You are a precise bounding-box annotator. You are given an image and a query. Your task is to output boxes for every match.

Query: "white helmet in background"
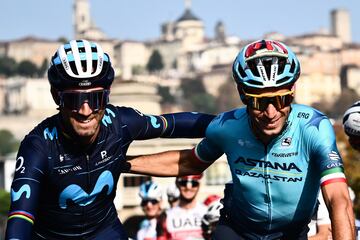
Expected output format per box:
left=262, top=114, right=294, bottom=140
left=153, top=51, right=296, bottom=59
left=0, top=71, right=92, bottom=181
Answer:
left=201, top=200, right=224, bottom=236
left=202, top=200, right=223, bottom=226
left=343, top=101, right=360, bottom=137
left=139, top=181, right=162, bottom=200
left=166, top=182, right=180, bottom=202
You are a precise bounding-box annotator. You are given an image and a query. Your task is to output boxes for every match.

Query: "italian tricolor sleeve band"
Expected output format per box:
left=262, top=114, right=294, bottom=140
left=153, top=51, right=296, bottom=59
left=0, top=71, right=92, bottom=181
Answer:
left=8, top=210, right=34, bottom=225
left=320, top=167, right=347, bottom=187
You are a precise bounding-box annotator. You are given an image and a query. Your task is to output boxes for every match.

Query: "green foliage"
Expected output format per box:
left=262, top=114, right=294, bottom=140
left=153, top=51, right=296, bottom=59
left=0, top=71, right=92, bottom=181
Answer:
left=132, top=65, right=145, bottom=75
left=190, top=93, right=217, bottom=114
left=57, top=37, right=69, bottom=44
left=0, top=56, right=47, bottom=77
left=328, top=88, right=359, bottom=118
left=180, top=78, right=206, bottom=98
left=146, top=50, right=164, bottom=73
left=0, top=189, right=10, bottom=215
left=38, top=59, right=49, bottom=77
left=17, top=60, right=38, bottom=77
left=0, top=129, right=19, bottom=156
left=0, top=56, right=17, bottom=76
left=158, top=86, right=175, bottom=104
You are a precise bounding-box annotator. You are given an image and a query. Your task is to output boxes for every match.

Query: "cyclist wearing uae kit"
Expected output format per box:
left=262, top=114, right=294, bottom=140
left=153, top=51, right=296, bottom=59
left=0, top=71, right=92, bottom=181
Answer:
left=5, top=40, right=214, bottom=240
left=127, top=40, right=355, bottom=239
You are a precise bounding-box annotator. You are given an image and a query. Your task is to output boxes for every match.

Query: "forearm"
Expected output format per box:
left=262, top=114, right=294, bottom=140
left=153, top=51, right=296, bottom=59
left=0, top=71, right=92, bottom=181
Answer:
left=127, top=149, right=209, bottom=177
left=330, top=198, right=355, bottom=240
left=308, top=225, right=331, bottom=240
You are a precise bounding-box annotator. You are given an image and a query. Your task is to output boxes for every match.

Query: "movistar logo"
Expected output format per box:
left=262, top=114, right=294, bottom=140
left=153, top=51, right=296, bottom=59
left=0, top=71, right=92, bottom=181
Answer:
left=148, top=115, right=160, bottom=128
left=102, top=108, right=116, bottom=127
left=234, top=157, right=302, bottom=172
left=11, top=184, right=31, bottom=202
left=44, top=127, right=58, bottom=140
left=59, top=170, right=114, bottom=209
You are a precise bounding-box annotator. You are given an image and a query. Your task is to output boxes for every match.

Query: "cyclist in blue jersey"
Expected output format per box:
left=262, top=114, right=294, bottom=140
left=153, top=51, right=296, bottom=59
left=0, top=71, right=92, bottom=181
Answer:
left=127, top=40, right=355, bottom=239
left=5, top=39, right=214, bottom=240
left=136, top=181, right=163, bottom=240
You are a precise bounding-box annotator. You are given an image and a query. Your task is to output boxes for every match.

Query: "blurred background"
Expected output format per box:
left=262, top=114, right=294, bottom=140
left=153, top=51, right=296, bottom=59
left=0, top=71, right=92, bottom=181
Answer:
left=1, top=0, right=360, bottom=238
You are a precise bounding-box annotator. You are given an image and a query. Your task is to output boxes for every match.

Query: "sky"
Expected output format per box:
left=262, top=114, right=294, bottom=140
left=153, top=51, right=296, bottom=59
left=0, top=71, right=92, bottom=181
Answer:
left=0, top=0, right=360, bottom=43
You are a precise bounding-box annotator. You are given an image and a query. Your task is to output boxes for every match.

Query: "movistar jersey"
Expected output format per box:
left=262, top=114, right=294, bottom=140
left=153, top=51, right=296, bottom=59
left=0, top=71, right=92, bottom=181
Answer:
left=6, top=104, right=214, bottom=239
left=194, top=104, right=346, bottom=233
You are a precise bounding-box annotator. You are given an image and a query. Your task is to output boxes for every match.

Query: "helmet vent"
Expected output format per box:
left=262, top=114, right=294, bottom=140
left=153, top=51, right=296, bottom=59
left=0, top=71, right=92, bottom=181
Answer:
left=289, top=60, right=296, bottom=73
left=237, top=64, right=247, bottom=78
left=247, top=80, right=263, bottom=86
left=276, top=76, right=291, bottom=85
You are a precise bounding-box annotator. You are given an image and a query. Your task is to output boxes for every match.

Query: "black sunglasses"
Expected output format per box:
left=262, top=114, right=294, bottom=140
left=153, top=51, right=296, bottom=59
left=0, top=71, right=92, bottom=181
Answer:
left=177, top=179, right=200, bottom=188
left=141, top=199, right=159, bottom=206
left=58, top=89, right=110, bottom=112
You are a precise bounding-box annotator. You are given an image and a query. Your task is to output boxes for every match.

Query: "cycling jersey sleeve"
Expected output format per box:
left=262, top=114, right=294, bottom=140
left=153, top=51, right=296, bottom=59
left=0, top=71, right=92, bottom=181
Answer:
left=119, top=106, right=214, bottom=140
left=193, top=115, right=225, bottom=163
left=5, top=135, right=48, bottom=239
left=307, top=111, right=346, bottom=187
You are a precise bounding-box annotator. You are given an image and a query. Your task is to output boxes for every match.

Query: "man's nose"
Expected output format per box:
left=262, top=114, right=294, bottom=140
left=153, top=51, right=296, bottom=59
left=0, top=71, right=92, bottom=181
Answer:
left=77, top=101, right=93, bottom=115
left=264, top=103, right=278, bottom=118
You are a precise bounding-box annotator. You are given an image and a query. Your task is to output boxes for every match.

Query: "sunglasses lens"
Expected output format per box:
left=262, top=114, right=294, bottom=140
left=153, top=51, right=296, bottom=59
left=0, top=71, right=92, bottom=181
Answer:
left=178, top=180, right=199, bottom=188
left=60, top=90, right=109, bottom=112
left=248, top=94, right=293, bottom=111
left=141, top=199, right=159, bottom=206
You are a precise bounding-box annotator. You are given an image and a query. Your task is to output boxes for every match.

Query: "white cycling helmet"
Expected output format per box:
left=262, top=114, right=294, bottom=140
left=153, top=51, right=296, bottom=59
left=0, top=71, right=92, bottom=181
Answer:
left=48, top=39, right=114, bottom=91
left=139, top=181, right=162, bottom=200
left=166, top=183, right=180, bottom=201
left=343, top=101, right=360, bottom=137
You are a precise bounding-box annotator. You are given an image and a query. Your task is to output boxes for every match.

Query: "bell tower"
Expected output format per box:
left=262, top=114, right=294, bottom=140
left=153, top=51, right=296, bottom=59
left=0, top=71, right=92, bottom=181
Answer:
left=73, top=0, right=91, bottom=39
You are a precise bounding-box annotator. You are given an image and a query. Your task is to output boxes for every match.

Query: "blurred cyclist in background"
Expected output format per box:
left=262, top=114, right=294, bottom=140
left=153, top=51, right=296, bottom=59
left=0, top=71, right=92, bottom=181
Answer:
left=343, top=101, right=360, bottom=152
left=202, top=195, right=223, bottom=240
left=136, top=181, right=163, bottom=240
left=308, top=190, right=331, bottom=239
left=157, top=175, right=207, bottom=240
left=343, top=101, right=360, bottom=239
left=166, top=182, right=180, bottom=208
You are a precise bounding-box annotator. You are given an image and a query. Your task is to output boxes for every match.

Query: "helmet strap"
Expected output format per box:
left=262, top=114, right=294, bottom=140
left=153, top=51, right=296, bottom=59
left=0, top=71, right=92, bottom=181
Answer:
left=50, top=86, right=61, bottom=105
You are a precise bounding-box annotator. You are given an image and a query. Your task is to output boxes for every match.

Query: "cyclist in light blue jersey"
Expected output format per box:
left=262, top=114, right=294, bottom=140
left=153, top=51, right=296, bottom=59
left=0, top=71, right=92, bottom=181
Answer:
left=127, top=40, right=355, bottom=239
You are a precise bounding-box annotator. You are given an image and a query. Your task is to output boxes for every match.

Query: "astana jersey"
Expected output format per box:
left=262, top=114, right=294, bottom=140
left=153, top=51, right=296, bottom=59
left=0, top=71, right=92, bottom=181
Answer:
left=194, top=104, right=346, bottom=234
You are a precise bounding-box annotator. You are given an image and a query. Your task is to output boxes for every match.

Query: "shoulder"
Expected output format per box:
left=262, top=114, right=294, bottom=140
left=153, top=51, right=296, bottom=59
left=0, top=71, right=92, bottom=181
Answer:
left=23, top=114, right=59, bottom=146
left=208, top=108, right=245, bottom=131
left=290, top=104, right=332, bottom=130
left=139, top=219, right=150, bottom=228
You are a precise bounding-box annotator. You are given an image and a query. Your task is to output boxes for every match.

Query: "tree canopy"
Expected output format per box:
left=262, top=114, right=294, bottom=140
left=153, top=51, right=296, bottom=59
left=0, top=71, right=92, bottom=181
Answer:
left=146, top=50, right=164, bottom=73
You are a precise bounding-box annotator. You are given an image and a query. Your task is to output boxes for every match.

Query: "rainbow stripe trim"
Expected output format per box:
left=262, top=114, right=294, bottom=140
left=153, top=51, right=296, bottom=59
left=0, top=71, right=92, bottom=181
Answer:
left=160, top=116, right=168, bottom=135
left=320, top=167, right=346, bottom=186
left=8, top=210, right=34, bottom=225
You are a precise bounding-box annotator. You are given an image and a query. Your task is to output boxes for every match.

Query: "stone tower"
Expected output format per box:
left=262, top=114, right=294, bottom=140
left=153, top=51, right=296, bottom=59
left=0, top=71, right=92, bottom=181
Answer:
left=331, top=9, right=351, bottom=44
left=74, top=0, right=91, bottom=39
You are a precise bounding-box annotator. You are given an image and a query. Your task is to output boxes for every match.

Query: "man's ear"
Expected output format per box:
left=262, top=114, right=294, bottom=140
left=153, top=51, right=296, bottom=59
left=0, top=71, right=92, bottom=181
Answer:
left=50, top=87, right=60, bottom=105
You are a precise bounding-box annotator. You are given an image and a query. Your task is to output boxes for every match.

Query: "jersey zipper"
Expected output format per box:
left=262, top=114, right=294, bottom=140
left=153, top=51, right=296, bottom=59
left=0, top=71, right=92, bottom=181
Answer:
left=82, top=154, right=91, bottom=239
left=264, top=145, right=272, bottom=231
